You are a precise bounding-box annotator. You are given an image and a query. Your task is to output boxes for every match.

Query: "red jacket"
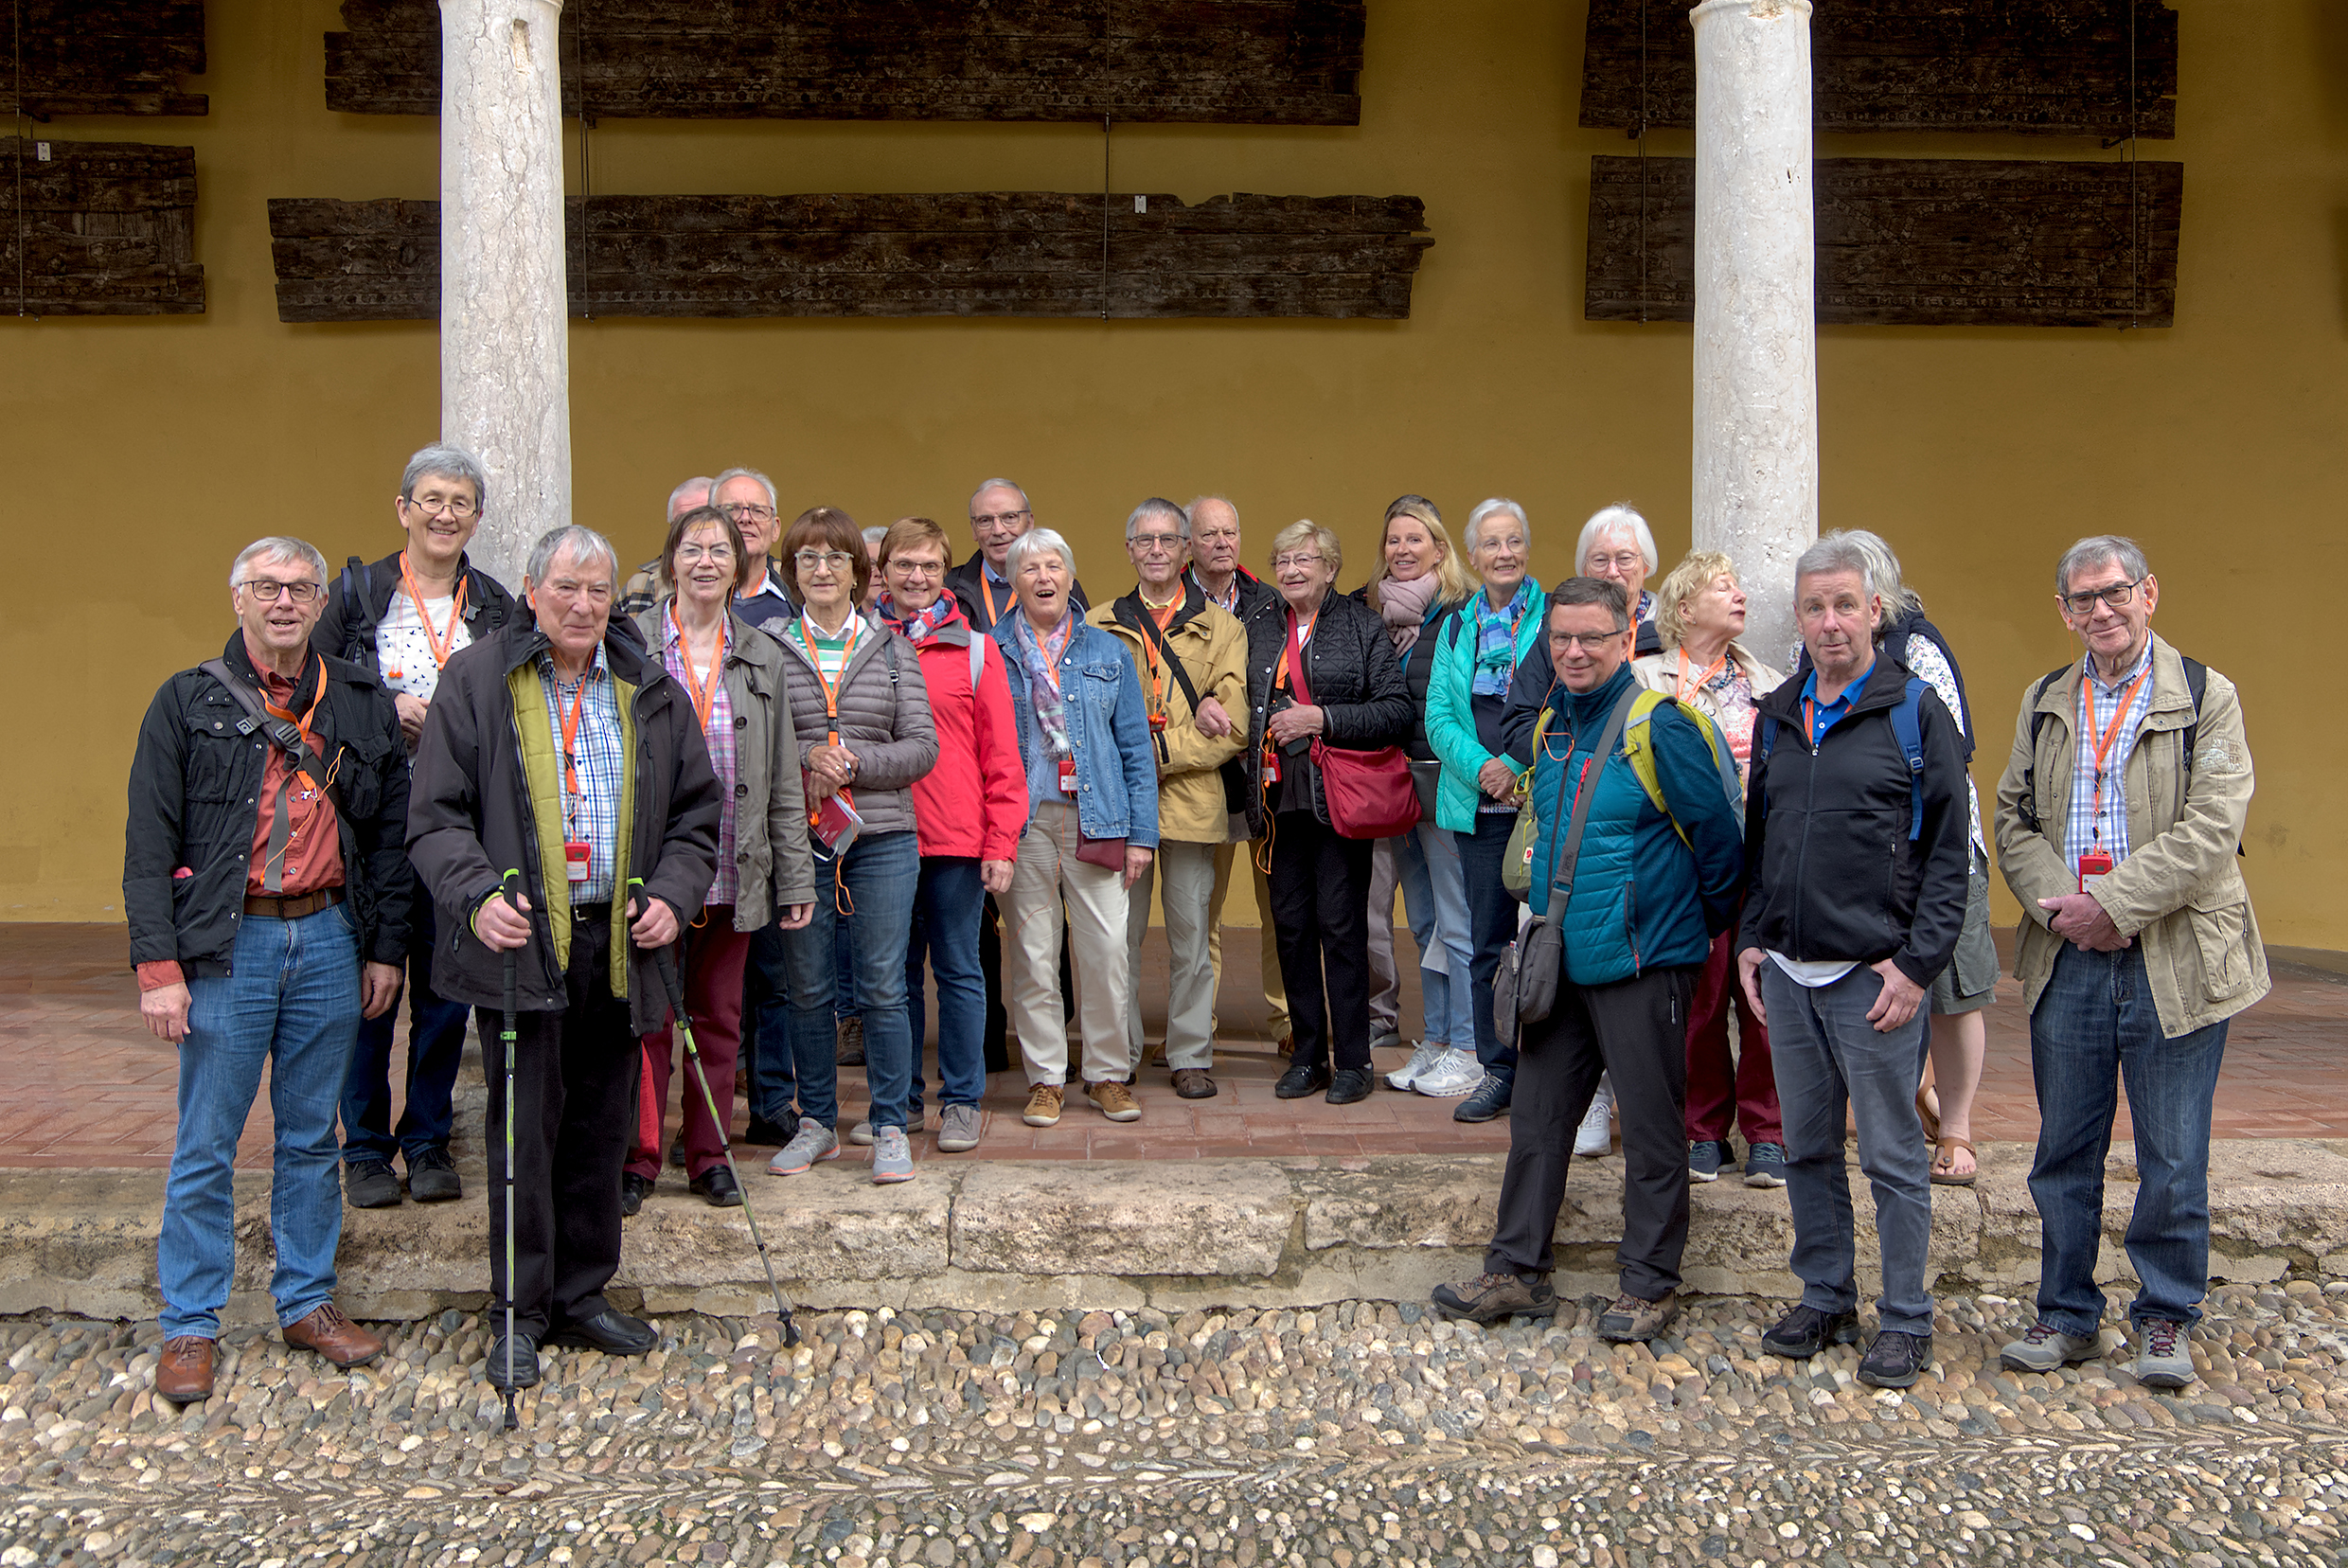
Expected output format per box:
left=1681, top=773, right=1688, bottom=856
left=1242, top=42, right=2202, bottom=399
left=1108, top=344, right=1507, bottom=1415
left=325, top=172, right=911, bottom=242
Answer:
left=903, top=602, right=1028, bottom=861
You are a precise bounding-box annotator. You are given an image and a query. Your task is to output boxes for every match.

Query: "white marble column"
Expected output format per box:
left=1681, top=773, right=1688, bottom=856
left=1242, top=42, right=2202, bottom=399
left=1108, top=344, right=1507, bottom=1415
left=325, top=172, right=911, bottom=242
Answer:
left=1690, top=0, right=1816, bottom=665
left=440, top=0, right=571, bottom=596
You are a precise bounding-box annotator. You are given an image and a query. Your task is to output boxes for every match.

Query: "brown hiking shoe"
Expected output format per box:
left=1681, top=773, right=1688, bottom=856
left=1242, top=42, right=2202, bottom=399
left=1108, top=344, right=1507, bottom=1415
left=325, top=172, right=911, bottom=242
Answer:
left=835, top=1015, right=866, bottom=1066
left=1430, top=1271, right=1557, bottom=1325
left=1597, top=1289, right=1681, bottom=1344
left=1023, top=1083, right=1065, bottom=1127
left=1086, top=1079, right=1142, bottom=1122
left=281, top=1301, right=385, bottom=1369
left=154, top=1336, right=215, bottom=1403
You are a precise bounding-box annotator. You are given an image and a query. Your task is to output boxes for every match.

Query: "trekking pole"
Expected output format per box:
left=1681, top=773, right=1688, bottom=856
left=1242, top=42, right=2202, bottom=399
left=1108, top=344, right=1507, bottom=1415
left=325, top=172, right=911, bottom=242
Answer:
left=635, top=889, right=801, bottom=1349
left=496, top=869, right=523, bottom=1432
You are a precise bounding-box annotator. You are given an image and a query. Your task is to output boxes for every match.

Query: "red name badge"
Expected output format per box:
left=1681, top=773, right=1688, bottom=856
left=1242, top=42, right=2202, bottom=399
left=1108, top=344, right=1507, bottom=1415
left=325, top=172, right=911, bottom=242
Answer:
left=2077, top=850, right=2113, bottom=895
left=1148, top=713, right=1167, bottom=734
left=1058, top=758, right=1078, bottom=793
left=565, top=841, right=592, bottom=883
left=1261, top=746, right=1281, bottom=783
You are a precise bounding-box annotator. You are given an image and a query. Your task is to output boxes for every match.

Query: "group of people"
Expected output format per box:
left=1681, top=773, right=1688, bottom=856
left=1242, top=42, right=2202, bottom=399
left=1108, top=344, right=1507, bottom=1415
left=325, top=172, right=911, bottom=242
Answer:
left=123, top=443, right=2265, bottom=1405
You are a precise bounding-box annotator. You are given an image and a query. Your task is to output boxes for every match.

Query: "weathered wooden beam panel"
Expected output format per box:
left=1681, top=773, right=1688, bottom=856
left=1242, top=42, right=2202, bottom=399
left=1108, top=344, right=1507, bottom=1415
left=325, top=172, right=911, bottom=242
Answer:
left=1585, top=156, right=2179, bottom=328
left=0, top=138, right=205, bottom=315
left=0, top=0, right=208, bottom=116
left=1582, top=0, right=2176, bottom=139
left=324, top=0, right=1363, bottom=123
left=268, top=191, right=1430, bottom=322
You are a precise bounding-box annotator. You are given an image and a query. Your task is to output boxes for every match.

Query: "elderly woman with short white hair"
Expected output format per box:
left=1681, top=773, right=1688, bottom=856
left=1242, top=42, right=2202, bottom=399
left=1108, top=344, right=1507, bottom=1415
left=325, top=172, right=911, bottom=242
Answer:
left=989, top=528, right=1161, bottom=1130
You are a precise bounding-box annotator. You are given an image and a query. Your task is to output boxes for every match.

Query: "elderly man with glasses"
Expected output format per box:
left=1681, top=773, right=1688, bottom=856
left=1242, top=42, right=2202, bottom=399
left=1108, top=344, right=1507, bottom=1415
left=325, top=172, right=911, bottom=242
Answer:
left=949, top=478, right=1091, bottom=634
left=127, top=537, right=416, bottom=1402
left=1992, top=536, right=2267, bottom=1392
left=712, top=466, right=796, bottom=639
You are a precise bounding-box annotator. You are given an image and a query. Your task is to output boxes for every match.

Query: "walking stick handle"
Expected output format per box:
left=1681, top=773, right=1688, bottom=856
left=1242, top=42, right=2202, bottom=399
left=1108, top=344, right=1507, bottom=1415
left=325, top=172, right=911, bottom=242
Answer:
left=630, top=887, right=691, bottom=1017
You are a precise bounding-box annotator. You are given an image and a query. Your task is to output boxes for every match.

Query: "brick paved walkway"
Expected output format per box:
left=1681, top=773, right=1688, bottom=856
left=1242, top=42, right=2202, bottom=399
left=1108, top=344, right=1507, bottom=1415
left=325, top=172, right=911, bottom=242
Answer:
left=3, top=922, right=2340, bottom=1170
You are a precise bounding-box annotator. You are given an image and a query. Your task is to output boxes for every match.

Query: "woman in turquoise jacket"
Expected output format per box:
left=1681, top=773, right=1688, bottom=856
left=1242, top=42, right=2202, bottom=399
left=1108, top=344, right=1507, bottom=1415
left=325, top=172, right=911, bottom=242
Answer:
left=1424, top=500, right=1548, bottom=1110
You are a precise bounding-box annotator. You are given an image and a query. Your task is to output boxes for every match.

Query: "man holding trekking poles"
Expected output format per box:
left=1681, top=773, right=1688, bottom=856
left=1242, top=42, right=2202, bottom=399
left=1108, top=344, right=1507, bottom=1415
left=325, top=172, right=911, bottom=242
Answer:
left=408, top=524, right=721, bottom=1393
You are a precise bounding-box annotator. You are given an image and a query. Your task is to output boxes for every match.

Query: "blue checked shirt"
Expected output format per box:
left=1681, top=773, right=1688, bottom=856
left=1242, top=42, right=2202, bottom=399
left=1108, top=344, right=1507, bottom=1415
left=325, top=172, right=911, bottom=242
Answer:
left=540, top=648, right=625, bottom=903
left=2062, top=639, right=2157, bottom=872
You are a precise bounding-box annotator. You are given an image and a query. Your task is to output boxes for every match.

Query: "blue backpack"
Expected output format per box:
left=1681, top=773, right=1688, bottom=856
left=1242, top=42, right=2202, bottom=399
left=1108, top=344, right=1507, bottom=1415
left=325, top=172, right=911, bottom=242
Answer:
left=1758, top=677, right=1930, bottom=841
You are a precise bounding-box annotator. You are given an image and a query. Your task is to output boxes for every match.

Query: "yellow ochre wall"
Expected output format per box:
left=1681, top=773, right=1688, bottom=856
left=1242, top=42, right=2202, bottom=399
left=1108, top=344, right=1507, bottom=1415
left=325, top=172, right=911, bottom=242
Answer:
left=4, top=0, right=2343, bottom=947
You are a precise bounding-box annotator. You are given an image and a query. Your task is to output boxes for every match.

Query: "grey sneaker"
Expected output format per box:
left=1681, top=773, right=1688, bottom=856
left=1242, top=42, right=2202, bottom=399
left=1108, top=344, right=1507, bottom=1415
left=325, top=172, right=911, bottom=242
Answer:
left=935, top=1104, right=983, bottom=1153
left=1999, top=1320, right=2101, bottom=1373
left=1410, top=1046, right=1483, bottom=1098
left=2132, top=1320, right=2196, bottom=1389
left=870, top=1127, right=915, bottom=1185
left=1384, top=1040, right=1446, bottom=1092
left=1574, top=1078, right=1615, bottom=1156
left=766, top=1121, right=839, bottom=1176
left=846, top=1119, right=875, bottom=1147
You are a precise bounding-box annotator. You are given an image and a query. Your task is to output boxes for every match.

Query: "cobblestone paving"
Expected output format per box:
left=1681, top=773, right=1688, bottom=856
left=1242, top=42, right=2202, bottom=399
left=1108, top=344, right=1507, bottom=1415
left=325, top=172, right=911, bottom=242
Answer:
left=2, top=1285, right=2346, bottom=1566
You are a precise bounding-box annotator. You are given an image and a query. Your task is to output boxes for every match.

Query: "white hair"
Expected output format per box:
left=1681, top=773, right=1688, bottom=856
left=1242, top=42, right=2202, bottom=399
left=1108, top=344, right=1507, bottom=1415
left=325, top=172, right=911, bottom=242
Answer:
left=526, top=525, right=619, bottom=586
left=969, top=477, right=1031, bottom=514
left=400, top=444, right=488, bottom=510
left=229, top=537, right=328, bottom=591
left=1465, top=497, right=1529, bottom=554
left=1575, top=504, right=1657, bottom=575
left=2056, top=534, right=2150, bottom=597
left=1006, top=526, right=1076, bottom=582
left=710, top=467, right=776, bottom=511
left=667, top=475, right=715, bottom=519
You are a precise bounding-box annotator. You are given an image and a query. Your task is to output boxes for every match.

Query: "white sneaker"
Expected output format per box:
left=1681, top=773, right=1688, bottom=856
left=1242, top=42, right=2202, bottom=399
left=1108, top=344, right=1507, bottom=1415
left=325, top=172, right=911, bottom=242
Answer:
left=1411, top=1047, right=1484, bottom=1098
left=1384, top=1040, right=1446, bottom=1092
left=1574, top=1077, right=1615, bottom=1157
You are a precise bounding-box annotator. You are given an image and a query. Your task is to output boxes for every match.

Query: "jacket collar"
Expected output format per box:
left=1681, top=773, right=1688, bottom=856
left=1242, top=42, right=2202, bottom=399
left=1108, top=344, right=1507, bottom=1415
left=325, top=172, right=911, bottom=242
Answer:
left=369, top=547, right=506, bottom=623
left=498, top=615, right=662, bottom=692
left=1111, top=579, right=1206, bottom=635
left=1756, top=648, right=1912, bottom=722
left=221, top=630, right=332, bottom=703
left=2033, top=630, right=2194, bottom=726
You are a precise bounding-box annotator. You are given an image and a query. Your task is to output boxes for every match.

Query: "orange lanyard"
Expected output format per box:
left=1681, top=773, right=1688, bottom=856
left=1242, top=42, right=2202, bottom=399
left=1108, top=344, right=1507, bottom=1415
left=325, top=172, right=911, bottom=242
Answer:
left=2082, top=663, right=2153, bottom=847
left=1675, top=648, right=1727, bottom=704
left=557, top=671, right=591, bottom=805
left=261, top=659, right=327, bottom=752
left=397, top=553, right=469, bottom=669
left=1035, top=617, right=1073, bottom=698
left=1272, top=612, right=1317, bottom=694
left=668, top=605, right=725, bottom=735
left=803, top=617, right=860, bottom=745
left=1139, top=597, right=1180, bottom=711
left=982, top=575, right=1005, bottom=627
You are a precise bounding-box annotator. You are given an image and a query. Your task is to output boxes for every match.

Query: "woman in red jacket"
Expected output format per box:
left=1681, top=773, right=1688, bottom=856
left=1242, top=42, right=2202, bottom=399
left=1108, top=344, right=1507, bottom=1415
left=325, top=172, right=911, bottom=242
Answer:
left=874, top=517, right=1030, bottom=1153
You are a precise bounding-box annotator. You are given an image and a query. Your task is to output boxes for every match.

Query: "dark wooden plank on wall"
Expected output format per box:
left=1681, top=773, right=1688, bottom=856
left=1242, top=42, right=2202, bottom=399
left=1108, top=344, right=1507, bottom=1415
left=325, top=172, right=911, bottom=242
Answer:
left=1584, top=155, right=2180, bottom=328
left=0, top=138, right=205, bottom=314
left=1581, top=0, right=2177, bottom=139
left=0, top=0, right=208, bottom=116
left=324, top=0, right=1363, bottom=123
left=268, top=191, right=1431, bottom=322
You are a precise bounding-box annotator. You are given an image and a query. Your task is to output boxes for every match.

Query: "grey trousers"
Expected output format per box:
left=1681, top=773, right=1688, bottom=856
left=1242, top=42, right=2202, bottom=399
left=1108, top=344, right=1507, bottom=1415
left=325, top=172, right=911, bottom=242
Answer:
left=1125, top=840, right=1220, bottom=1072
left=1365, top=837, right=1400, bottom=1034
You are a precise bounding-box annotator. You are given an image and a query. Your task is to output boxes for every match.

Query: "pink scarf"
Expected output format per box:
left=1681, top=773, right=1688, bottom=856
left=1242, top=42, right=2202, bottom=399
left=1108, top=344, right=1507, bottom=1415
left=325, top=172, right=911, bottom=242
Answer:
left=1375, top=570, right=1441, bottom=654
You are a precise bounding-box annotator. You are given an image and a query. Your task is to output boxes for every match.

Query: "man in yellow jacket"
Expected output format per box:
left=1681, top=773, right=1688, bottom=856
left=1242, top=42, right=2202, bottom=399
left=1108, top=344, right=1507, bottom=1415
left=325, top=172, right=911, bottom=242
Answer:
left=1091, top=498, right=1248, bottom=1098
left=1993, top=534, right=2267, bottom=1393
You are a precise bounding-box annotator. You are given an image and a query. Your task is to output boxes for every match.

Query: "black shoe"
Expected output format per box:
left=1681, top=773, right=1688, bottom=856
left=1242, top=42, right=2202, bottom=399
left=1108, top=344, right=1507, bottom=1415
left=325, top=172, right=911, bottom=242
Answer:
left=1858, top=1329, right=1933, bottom=1389
left=1761, top=1303, right=1863, bottom=1360
left=689, top=1165, right=742, bottom=1207
left=743, top=1114, right=798, bottom=1147
left=1430, top=1271, right=1557, bottom=1325
left=487, top=1329, right=541, bottom=1391
left=406, top=1146, right=462, bottom=1203
left=1274, top=1061, right=1330, bottom=1099
left=669, top=1140, right=687, bottom=1167
left=1325, top=1068, right=1374, bottom=1105
left=543, top=1309, right=657, bottom=1356
left=619, top=1171, right=653, bottom=1218
left=345, top=1159, right=402, bottom=1209
left=1453, top=1074, right=1512, bottom=1123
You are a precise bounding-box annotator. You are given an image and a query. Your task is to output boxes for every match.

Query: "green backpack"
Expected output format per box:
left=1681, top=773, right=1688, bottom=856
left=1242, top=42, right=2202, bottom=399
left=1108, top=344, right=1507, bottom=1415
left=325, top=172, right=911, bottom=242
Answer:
left=1501, top=691, right=1743, bottom=900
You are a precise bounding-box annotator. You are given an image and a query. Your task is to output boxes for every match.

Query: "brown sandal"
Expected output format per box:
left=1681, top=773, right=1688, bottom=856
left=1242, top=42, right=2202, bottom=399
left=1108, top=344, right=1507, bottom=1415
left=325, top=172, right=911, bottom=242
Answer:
left=1915, top=1086, right=1941, bottom=1146
left=1930, top=1135, right=1977, bottom=1186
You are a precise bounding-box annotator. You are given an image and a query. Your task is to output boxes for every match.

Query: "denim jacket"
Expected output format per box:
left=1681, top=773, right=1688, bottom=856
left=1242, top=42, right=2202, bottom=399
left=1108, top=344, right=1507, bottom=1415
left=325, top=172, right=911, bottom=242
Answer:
left=991, top=617, right=1162, bottom=848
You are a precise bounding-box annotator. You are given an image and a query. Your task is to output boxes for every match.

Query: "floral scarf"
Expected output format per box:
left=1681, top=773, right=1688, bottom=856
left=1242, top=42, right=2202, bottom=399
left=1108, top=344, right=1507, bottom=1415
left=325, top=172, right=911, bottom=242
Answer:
left=1009, top=612, right=1074, bottom=756
left=1375, top=570, right=1441, bottom=654
left=875, top=592, right=956, bottom=648
left=1470, top=580, right=1532, bottom=696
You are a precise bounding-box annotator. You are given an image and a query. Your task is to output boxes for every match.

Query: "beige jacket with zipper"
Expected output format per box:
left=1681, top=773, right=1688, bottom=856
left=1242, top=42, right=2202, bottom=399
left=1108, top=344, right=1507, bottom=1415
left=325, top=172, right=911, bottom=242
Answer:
left=1993, top=631, right=2267, bottom=1038
left=1087, top=588, right=1247, bottom=845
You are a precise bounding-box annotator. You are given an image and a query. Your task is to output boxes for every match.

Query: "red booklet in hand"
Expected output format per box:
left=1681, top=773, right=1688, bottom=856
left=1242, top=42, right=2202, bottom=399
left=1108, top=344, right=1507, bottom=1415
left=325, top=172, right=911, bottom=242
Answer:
left=810, top=788, right=863, bottom=856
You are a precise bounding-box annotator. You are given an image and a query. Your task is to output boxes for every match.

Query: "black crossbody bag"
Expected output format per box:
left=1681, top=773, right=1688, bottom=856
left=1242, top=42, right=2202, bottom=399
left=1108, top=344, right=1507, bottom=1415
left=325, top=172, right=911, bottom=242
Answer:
left=1132, top=609, right=1250, bottom=817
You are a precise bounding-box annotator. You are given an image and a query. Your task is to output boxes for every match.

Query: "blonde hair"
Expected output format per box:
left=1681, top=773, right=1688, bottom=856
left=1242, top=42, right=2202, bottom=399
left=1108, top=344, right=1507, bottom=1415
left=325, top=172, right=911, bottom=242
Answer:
left=1651, top=550, right=1739, bottom=652
left=1372, top=499, right=1475, bottom=611
left=1268, top=520, right=1343, bottom=580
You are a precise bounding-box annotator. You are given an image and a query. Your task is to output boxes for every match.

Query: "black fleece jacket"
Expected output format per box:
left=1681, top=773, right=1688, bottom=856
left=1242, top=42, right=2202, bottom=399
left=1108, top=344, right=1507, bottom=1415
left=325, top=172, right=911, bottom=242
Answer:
left=1239, top=586, right=1413, bottom=836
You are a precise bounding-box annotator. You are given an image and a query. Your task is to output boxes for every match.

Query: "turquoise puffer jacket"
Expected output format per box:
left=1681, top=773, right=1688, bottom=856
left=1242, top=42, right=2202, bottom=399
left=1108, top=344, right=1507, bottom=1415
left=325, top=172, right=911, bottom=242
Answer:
left=1425, top=580, right=1548, bottom=833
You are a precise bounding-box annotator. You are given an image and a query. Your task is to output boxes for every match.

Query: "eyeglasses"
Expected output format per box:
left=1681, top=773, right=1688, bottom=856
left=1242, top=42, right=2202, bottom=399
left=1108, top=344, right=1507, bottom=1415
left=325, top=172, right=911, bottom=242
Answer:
left=2059, top=577, right=2147, bottom=616
left=971, top=508, right=1030, bottom=530
left=401, top=494, right=477, bottom=519
left=1586, top=551, right=1645, bottom=573
left=674, top=543, right=735, bottom=564
left=888, top=560, right=947, bottom=579
left=794, top=550, right=856, bottom=574
left=238, top=579, right=323, bottom=603
left=1272, top=553, right=1324, bottom=571
left=1129, top=532, right=1184, bottom=551
left=1552, top=629, right=1628, bottom=651
left=720, top=503, right=778, bottom=523
left=1477, top=535, right=1527, bottom=555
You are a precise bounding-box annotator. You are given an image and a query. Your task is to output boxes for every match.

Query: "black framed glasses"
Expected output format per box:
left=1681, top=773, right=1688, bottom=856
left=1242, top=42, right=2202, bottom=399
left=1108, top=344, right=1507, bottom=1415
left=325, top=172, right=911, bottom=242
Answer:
left=2059, top=578, right=2147, bottom=616
left=238, top=579, right=324, bottom=603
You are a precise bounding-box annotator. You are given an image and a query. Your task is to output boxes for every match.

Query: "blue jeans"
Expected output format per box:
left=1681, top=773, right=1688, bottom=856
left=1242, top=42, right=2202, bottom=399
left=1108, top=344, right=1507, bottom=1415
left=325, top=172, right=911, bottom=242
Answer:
left=905, top=855, right=988, bottom=1116
left=1764, top=961, right=1934, bottom=1337
left=1455, top=811, right=1521, bottom=1077
left=772, top=830, right=918, bottom=1131
left=2028, top=942, right=2229, bottom=1334
left=340, top=898, right=470, bottom=1165
left=834, top=900, right=860, bottom=1020
left=746, top=923, right=793, bottom=1122
left=1396, top=820, right=1477, bottom=1053
left=160, top=904, right=361, bottom=1339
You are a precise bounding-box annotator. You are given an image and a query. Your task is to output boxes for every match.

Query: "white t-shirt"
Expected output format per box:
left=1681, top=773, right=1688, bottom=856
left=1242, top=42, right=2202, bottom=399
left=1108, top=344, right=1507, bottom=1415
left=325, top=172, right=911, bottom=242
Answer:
left=1768, top=953, right=1859, bottom=989
left=375, top=589, right=472, bottom=704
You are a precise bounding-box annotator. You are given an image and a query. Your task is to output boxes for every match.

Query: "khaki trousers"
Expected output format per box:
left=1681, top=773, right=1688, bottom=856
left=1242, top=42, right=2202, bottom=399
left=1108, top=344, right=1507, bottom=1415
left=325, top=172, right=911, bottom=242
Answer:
left=1209, top=838, right=1290, bottom=1039
left=1005, top=802, right=1132, bottom=1088
left=1125, top=839, right=1220, bottom=1073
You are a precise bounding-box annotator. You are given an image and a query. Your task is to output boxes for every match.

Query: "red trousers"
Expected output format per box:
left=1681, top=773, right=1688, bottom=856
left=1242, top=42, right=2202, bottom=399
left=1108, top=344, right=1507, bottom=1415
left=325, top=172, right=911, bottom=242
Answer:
left=1684, top=925, right=1782, bottom=1145
left=628, top=912, right=752, bottom=1182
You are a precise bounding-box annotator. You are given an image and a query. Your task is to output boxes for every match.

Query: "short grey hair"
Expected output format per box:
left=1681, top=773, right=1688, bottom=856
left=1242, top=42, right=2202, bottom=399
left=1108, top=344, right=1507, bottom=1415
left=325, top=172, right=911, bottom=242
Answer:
left=400, top=443, right=489, bottom=510
left=1834, top=528, right=1921, bottom=620
left=667, top=475, right=715, bottom=519
left=1186, top=493, right=1237, bottom=527
left=1794, top=532, right=1886, bottom=638
left=2056, top=534, right=2150, bottom=597
left=526, top=525, right=620, bottom=586
left=229, top=537, right=329, bottom=591
left=1126, top=497, right=1189, bottom=541
left=1006, top=526, right=1076, bottom=582
left=1575, top=504, right=1658, bottom=575
left=970, top=477, right=1031, bottom=514
left=862, top=526, right=889, bottom=549
left=710, top=466, right=777, bottom=511
left=1465, top=498, right=1529, bottom=554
